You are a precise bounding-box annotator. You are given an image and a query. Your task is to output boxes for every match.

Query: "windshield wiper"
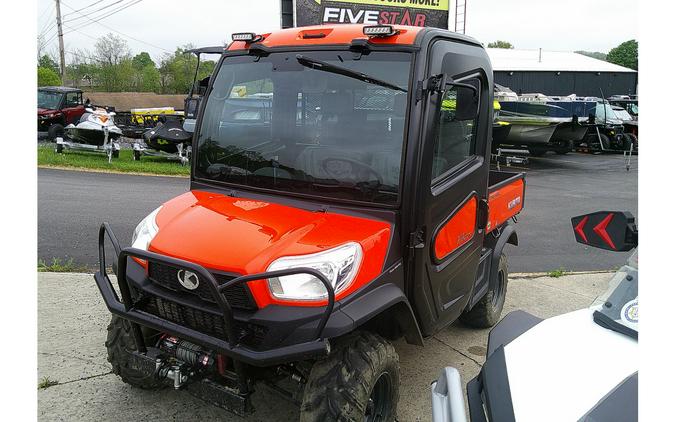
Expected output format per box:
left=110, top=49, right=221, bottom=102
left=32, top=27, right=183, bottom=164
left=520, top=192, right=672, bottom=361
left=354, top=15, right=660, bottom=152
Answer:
left=296, top=54, right=407, bottom=93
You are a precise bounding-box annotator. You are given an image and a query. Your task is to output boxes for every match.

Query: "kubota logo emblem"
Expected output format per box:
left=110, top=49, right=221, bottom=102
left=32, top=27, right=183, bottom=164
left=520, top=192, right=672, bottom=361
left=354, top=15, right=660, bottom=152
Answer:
left=177, top=269, right=200, bottom=290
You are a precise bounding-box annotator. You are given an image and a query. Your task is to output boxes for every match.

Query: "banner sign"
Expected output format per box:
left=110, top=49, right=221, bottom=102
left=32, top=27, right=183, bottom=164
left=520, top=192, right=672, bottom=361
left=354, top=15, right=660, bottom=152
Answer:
left=295, top=0, right=450, bottom=29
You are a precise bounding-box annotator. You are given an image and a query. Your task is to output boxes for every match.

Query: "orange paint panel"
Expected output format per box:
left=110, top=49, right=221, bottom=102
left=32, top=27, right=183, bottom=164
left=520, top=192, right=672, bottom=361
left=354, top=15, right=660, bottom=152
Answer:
left=486, top=179, right=524, bottom=233
left=434, top=197, right=477, bottom=261
left=227, top=24, right=423, bottom=51
left=149, top=191, right=391, bottom=308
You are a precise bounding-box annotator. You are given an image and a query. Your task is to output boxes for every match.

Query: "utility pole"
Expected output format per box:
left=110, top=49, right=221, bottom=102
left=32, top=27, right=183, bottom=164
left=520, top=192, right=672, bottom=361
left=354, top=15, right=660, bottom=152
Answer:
left=55, top=0, right=66, bottom=84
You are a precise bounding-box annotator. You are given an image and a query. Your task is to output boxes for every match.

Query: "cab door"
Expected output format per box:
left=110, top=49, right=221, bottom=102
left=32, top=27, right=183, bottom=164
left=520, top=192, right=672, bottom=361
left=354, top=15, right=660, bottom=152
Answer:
left=62, top=91, right=85, bottom=125
left=410, top=39, right=492, bottom=335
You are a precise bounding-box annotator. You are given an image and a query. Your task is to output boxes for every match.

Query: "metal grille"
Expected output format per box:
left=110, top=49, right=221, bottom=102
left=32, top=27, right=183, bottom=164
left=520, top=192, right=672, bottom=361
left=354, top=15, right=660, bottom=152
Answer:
left=148, top=262, right=257, bottom=310
left=141, top=295, right=268, bottom=348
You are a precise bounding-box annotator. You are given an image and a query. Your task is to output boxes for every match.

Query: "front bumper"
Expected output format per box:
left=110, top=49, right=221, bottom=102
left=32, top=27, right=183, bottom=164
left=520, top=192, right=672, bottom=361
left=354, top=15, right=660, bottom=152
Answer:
left=95, top=223, right=336, bottom=367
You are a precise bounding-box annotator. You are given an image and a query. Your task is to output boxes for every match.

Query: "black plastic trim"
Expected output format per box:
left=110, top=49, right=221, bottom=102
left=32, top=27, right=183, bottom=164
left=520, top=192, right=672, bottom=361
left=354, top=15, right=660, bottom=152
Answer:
left=486, top=310, right=542, bottom=357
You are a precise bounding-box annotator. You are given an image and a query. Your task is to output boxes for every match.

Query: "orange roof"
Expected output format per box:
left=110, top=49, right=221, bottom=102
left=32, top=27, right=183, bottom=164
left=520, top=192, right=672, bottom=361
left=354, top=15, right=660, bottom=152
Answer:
left=227, top=24, right=424, bottom=51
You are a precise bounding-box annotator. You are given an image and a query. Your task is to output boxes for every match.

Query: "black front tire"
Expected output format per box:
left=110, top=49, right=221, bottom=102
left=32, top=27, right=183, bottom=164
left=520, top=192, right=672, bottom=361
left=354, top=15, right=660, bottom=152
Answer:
left=300, top=331, right=399, bottom=422
left=112, top=149, right=120, bottom=158
left=597, top=133, right=610, bottom=150
left=460, top=253, right=508, bottom=328
left=105, top=316, right=164, bottom=390
left=527, top=146, right=547, bottom=157
left=624, top=133, right=637, bottom=150
left=47, top=123, right=64, bottom=141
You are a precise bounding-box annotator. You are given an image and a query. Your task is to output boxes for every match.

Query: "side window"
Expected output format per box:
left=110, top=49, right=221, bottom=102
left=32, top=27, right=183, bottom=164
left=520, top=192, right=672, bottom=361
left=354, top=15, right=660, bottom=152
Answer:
left=65, top=92, right=81, bottom=107
left=431, top=80, right=480, bottom=181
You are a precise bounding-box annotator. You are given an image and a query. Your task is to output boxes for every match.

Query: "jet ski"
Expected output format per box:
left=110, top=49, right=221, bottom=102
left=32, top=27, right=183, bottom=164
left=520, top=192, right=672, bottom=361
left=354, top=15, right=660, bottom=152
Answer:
left=65, top=107, right=122, bottom=146
left=133, top=116, right=193, bottom=165
left=57, top=106, right=122, bottom=162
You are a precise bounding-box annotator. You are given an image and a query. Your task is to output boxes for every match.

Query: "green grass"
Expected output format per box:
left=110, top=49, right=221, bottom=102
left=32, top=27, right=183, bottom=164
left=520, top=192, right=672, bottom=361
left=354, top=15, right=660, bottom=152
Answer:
left=547, top=267, right=569, bottom=278
left=38, top=376, right=59, bottom=390
left=38, top=257, right=87, bottom=273
left=38, top=145, right=190, bottom=176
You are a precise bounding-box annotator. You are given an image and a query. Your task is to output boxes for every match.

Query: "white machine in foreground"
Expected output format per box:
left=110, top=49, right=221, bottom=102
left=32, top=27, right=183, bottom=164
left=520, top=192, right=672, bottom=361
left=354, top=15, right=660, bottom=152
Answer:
left=432, top=211, right=638, bottom=422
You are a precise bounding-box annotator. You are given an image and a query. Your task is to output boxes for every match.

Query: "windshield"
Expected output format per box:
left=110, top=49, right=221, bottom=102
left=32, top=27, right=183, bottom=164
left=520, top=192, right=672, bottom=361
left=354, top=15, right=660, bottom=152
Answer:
left=592, top=102, right=621, bottom=122
left=38, top=90, right=63, bottom=110
left=612, top=107, right=633, bottom=121
left=195, top=51, right=412, bottom=205
left=589, top=250, right=638, bottom=338
left=626, top=103, right=638, bottom=116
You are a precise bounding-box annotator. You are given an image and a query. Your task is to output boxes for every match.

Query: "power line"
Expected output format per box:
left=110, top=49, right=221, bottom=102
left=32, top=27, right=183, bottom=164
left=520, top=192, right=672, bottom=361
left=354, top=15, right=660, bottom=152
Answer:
left=62, top=23, right=98, bottom=41
left=39, top=5, right=55, bottom=28
left=62, top=0, right=106, bottom=17
left=60, top=0, right=170, bottom=54
left=64, top=0, right=125, bottom=24
left=62, top=0, right=143, bottom=32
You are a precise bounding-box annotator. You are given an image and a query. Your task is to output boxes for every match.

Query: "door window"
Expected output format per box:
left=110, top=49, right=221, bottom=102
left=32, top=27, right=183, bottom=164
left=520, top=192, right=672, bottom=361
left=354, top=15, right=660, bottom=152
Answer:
left=65, top=92, right=81, bottom=107
left=431, top=82, right=479, bottom=181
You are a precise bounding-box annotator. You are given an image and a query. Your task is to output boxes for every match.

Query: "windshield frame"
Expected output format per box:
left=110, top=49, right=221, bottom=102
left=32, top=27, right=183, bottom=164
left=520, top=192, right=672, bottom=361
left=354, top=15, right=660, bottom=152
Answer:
left=190, top=46, right=417, bottom=209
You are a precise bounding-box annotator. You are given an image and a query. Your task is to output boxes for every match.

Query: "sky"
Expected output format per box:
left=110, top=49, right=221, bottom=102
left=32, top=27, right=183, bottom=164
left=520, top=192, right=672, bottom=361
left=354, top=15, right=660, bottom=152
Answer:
left=37, top=0, right=638, bottom=64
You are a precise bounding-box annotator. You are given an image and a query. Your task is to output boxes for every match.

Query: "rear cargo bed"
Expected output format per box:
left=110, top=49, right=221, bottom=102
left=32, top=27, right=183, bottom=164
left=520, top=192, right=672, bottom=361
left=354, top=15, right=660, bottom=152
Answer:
left=486, top=171, right=525, bottom=233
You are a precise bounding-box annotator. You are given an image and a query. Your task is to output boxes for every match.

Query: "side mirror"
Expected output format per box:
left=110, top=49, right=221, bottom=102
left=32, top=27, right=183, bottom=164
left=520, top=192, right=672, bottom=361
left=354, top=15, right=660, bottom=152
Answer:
left=443, top=79, right=479, bottom=121
left=571, top=211, right=637, bottom=251
left=185, top=97, right=201, bottom=119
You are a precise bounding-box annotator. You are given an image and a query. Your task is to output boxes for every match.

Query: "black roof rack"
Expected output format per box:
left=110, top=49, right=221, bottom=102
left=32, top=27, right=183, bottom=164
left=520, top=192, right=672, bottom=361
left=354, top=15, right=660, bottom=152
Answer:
left=185, top=46, right=226, bottom=55
left=38, top=86, right=83, bottom=92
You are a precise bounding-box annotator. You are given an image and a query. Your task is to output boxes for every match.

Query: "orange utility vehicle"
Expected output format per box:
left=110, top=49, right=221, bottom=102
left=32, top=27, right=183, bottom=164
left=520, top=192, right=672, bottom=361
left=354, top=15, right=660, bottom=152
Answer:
left=95, top=24, right=525, bottom=421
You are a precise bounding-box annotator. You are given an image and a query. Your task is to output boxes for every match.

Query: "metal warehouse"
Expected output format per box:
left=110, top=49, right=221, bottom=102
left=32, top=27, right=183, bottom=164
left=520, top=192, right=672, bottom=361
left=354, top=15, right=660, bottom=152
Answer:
left=487, top=48, right=637, bottom=97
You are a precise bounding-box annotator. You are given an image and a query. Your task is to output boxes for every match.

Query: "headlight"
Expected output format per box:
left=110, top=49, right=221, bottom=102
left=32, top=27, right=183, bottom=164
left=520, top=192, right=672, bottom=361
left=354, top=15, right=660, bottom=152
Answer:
left=131, top=206, right=162, bottom=250
left=266, top=242, right=363, bottom=301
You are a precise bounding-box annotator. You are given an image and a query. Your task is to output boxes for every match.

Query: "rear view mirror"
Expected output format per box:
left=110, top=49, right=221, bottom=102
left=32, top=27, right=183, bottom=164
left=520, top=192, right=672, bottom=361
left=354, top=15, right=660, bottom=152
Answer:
left=571, top=211, right=637, bottom=251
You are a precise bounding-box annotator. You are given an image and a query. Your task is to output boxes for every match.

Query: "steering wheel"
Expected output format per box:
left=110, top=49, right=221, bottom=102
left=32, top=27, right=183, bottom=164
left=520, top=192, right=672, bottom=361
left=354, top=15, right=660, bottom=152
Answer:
left=321, top=157, right=384, bottom=187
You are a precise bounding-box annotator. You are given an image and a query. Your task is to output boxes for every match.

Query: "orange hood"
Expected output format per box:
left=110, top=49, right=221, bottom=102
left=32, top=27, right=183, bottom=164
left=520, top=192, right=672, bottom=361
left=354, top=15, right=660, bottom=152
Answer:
left=149, top=190, right=391, bottom=305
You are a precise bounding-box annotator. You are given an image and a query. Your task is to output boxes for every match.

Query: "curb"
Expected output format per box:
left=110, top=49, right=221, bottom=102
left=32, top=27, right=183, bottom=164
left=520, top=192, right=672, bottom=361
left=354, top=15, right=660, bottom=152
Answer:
left=510, top=270, right=612, bottom=279
left=38, top=165, right=189, bottom=179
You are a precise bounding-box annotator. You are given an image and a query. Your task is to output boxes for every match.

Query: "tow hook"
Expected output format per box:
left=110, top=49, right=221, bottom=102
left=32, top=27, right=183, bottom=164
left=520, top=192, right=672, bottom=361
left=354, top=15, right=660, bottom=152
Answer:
left=163, top=364, right=190, bottom=389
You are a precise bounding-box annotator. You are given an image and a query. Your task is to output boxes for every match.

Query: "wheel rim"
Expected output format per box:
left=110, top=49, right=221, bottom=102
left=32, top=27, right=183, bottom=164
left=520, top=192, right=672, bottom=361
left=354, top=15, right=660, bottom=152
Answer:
left=491, top=269, right=505, bottom=307
left=365, top=371, right=392, bottom=422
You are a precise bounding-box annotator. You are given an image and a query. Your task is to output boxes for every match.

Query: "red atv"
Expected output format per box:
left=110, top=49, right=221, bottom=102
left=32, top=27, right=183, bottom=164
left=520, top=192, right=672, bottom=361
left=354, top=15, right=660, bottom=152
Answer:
left=38, top=86, right=86, bottom=140
left=95, top=24, right=525, bottom=421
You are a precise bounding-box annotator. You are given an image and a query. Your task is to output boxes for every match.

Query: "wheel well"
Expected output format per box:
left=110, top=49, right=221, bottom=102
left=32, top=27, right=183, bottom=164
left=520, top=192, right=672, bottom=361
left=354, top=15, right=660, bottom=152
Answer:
left=359, top=302, right=424, bottom=346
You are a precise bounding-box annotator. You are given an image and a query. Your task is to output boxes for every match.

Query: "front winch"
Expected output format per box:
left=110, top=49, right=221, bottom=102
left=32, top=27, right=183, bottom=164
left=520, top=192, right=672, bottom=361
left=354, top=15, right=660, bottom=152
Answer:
left=159, top=336, right=216, bottom=370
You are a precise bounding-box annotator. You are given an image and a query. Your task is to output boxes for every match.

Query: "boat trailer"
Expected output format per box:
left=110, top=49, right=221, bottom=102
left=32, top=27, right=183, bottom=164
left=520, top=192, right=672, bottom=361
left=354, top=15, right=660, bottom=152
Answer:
left=55, top=127, right=121, bottom=163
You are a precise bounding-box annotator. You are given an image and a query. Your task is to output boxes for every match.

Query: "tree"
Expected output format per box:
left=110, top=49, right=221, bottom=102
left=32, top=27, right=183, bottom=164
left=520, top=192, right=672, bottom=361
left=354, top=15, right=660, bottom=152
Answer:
left=606, top=40, right=638, bottom=70
left=38, top=54, right=60, bottom=74
left=575, top=51, right=607, bottom=61
left=38, top=67, right=62, bottom=87
left=132, top=52, right=155, bottom=70
left=95, top=33, right=131, bottom=66
left=487, top=40, right=514, bottom=49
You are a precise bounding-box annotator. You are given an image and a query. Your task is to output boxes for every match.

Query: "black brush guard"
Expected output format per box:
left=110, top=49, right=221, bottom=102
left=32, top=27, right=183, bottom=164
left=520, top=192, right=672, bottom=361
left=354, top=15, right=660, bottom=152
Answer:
left=94, top=223, right=335, bottom=375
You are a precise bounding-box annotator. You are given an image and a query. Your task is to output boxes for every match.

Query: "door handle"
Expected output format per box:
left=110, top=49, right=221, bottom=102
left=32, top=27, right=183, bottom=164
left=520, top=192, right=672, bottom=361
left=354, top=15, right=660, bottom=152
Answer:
left=478, top=199, right=489, bottom=231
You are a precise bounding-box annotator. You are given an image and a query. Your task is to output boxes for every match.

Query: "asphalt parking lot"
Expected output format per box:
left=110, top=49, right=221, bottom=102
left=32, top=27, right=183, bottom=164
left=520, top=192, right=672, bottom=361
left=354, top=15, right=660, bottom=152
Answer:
left=38, top=151, right=637, bottom=273
left=38, top=270, right=611, bottom=421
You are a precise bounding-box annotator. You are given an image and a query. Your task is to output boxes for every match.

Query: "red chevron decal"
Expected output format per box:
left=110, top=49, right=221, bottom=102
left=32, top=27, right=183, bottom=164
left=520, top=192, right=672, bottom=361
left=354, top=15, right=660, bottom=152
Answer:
left=574, top=215, right=589, bottom=243
left=593, top=213, right=616, bottom=250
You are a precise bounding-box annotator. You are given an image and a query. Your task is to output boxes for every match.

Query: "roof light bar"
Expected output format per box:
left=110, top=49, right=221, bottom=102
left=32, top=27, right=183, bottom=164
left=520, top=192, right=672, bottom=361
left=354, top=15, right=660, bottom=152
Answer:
left=232, top=32, right=258, bottom=42
left=363, top=25, right=397, bottom=37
